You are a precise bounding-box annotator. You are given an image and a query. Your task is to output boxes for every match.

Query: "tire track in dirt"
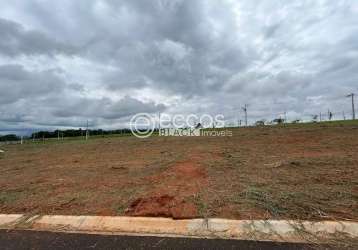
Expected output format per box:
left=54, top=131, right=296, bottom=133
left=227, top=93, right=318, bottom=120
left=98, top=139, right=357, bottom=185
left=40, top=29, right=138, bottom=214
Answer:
left=125, top=153, right=208, bottom=219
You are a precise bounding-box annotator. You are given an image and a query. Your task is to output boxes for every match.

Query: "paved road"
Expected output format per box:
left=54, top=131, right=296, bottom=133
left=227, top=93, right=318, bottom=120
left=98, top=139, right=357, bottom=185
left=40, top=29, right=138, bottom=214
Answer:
left=0, top=229, right=324, bottom=250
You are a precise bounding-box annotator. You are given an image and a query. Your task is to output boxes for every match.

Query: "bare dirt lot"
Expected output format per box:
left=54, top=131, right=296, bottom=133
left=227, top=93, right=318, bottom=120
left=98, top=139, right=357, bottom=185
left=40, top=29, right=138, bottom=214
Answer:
left=0, top=122, right=357, bottom=221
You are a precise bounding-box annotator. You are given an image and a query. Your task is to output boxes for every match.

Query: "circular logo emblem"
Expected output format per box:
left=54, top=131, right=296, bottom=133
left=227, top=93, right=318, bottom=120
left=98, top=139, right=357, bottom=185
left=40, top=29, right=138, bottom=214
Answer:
left=130, top=113, right=155, bottom=138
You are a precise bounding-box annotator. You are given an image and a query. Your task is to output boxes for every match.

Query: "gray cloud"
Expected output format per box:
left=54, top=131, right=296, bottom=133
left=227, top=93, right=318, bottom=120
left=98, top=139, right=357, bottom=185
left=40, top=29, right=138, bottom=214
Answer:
left=0, top=64, right=66, bottom=104
left=52, top=96, right=166, bottom=120
left=0, top=0, right=358, bottom=132
left=0, top=18, right=76, bottom=56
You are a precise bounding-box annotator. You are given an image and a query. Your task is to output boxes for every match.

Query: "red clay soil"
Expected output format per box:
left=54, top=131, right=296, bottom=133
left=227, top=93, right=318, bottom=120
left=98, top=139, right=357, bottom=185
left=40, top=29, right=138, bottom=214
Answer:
left=125, top=154, right=207, bottom=219
left=125, top=195, right=197, bottom=219
left=1, top=124, right=357, bottom=220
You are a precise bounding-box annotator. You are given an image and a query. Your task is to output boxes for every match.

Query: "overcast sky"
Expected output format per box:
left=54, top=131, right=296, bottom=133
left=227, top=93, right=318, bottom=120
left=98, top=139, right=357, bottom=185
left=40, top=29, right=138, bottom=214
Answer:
left=1, top=0, right=358, bottom=134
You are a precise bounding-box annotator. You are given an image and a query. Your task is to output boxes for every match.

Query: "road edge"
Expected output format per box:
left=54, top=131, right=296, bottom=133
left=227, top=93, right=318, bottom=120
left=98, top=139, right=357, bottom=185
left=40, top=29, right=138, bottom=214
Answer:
left=0, top=214, right=357, bottom=243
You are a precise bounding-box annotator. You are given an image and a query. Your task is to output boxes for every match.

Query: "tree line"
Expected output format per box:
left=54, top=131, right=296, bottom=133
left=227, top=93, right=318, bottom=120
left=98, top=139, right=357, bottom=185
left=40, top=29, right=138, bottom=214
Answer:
left=0, top=134, right=19, bottom=141
left=31, top=129, right=133, bottom=139
left=0, top=129, right=135, bottom=141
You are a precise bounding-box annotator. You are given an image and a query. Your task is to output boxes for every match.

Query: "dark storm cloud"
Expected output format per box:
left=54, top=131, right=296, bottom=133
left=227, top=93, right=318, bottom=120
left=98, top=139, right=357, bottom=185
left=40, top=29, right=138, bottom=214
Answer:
left=0, top=0, right=358, bottom=132
left=0, top=113, right=28, bottom=123
left=0, top=64, right=66, bottom=104
left=0, top=93, right=166, bottom=131
left=66, top=0, right=250, bottom=98
left=52, top=96, right=166, bottom=120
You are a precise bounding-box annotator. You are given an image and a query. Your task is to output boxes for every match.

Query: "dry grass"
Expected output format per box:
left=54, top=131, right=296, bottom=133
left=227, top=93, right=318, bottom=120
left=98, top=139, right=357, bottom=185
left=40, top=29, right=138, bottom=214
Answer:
left=0, top=123, right=357, bottom=222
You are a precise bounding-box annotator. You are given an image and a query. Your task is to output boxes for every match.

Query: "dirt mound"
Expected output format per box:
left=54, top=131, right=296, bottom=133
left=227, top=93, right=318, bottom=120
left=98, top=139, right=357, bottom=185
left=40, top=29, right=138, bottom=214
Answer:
left=125, top=195, right=197, bottom=219
left=125, top=154, right=207, bottom=219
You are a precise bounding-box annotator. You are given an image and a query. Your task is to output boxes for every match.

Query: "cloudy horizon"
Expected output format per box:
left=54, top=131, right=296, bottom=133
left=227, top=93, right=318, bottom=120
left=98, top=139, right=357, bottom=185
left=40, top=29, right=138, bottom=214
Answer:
left=1, top=0, right=358, bottom=135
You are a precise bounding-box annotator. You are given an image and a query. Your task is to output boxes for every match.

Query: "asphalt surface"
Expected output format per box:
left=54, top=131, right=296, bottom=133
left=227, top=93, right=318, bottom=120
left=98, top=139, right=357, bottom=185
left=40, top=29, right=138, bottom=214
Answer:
left=0, top=229, right=323, bottom=250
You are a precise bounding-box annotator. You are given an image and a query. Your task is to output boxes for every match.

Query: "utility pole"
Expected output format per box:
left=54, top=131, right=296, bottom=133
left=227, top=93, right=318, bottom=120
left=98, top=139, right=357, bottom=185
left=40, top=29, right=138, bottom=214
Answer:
left=158, top=112, right=161, bottom=130
left=57, top=130, right=60, bottom=140
left=242, top=104, right=248, bottom=127
left=343, top=111, right=346, bottom=120
left=346, top=93, right=355, bottom=120
left=86, top=120, right=89, bottom=140
left=319, top=112, right=322, bottom=122
left=328, top=109, right=333, bottom=121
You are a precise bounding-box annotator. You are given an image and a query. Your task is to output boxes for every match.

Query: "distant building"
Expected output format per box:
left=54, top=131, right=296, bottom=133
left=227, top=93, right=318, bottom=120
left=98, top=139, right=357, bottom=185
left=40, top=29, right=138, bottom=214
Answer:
left=255, top=120, right=265, bottom=126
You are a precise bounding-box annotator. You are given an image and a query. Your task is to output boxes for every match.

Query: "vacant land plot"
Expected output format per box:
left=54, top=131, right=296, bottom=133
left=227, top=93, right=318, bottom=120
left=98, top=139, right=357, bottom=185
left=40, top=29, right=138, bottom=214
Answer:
left=0, top=122, right=357, bottom=221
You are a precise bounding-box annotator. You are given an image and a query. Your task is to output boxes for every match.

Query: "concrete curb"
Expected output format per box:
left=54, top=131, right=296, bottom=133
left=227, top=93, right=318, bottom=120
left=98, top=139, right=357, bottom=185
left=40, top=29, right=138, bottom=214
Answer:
left=0, top=214, right=357, bottom=243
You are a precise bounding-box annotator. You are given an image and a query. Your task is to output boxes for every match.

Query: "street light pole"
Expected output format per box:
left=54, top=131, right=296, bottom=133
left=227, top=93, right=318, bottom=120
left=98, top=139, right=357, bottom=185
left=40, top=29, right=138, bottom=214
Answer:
left=347, top=93, right=355, bottom=120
